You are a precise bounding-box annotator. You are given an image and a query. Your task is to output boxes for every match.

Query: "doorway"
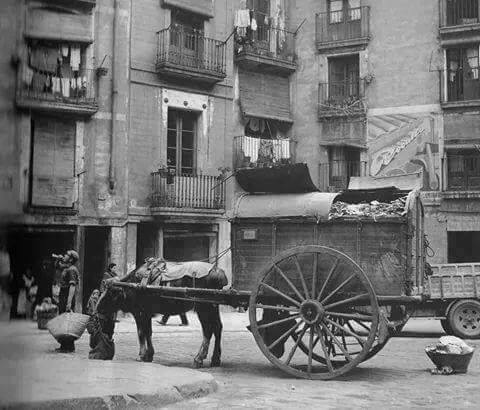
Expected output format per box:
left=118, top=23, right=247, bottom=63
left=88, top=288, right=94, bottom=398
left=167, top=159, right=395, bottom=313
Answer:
left=83, top=227, right=109, bottom=309
left=448, top=231, right=480, bottom=263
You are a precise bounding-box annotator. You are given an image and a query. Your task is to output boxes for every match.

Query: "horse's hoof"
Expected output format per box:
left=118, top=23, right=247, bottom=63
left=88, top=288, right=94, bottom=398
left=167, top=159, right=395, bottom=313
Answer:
left=194, top=360, right=203, bottom=369
left=210, top=359, right=221, bottom=367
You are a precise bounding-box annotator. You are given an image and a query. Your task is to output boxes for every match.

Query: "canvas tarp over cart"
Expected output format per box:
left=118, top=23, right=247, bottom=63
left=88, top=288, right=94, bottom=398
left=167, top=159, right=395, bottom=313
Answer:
left=113, top=188, right=427, bottom=380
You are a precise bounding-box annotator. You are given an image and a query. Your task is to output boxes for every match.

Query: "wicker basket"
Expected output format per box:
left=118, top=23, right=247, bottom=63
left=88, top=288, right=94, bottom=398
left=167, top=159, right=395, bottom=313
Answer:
left=47, top=312, right=90, bottom=342
left=425, top=346, right=475, bottom=374
left=37, top=308, right=58, bottom=330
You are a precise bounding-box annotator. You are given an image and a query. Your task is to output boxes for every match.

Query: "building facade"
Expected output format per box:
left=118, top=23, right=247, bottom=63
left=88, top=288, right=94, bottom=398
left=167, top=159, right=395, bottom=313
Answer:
left=1, top=0, right=480, bottom=312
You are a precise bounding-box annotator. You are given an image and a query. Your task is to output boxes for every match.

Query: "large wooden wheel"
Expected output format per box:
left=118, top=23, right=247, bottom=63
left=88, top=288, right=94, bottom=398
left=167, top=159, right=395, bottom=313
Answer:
left=249, top=245, right=380, bottom=380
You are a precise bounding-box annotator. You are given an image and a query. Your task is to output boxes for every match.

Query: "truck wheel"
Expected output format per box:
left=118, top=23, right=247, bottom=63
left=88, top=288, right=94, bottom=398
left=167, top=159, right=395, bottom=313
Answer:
left=447, top=299, right=480, bottom=339
left=440, top=319, right=452, bottom=335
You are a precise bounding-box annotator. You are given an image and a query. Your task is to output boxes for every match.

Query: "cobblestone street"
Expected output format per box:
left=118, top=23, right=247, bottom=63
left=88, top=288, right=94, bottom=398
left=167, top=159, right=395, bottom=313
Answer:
left=47, top=312, right=480, bottom=409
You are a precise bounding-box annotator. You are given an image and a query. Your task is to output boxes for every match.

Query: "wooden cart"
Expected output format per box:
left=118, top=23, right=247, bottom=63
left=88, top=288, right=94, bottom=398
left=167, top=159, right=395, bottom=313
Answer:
left=115, top=188, right=430, bottom=379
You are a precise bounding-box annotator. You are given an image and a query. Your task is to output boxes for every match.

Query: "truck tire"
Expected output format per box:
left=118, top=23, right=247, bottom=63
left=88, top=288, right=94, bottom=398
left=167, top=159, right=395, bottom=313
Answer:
left=446, top=299, right=480, bottom=339
left=440, top=319, right=452, bottom=335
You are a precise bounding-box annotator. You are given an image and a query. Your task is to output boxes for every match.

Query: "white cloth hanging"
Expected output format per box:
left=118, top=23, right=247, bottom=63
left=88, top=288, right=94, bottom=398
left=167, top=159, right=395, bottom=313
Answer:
left=70, top=47, right=81, bottom=71
left=61, top=45, right=69, bottom=58
left=235, top=9, right=251, bottom=28
left=251, top=17, right=257, bottom=31
left=61, top=78, right=70, bottom=97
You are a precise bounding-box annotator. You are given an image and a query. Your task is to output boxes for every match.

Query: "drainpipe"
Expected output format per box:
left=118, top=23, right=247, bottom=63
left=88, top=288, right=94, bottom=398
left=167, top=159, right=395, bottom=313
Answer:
left=109, top=0, right=119, bottom=192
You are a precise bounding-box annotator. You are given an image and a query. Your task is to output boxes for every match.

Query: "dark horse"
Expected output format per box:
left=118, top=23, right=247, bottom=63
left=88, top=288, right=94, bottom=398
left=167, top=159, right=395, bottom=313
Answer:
left=96, top=259, right=228, bottom=368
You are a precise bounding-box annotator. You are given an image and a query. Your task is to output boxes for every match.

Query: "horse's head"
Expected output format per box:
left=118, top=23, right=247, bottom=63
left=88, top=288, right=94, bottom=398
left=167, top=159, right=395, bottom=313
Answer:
left=96, top=282, right=126, bottom=315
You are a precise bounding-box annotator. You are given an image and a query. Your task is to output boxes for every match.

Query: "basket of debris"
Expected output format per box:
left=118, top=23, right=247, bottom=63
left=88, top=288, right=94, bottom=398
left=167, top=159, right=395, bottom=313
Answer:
left=35, top=298, right=58, bottom=330
left=47, top=312, right=90, bottom=342
left=425, top=336, right=475, bottom=374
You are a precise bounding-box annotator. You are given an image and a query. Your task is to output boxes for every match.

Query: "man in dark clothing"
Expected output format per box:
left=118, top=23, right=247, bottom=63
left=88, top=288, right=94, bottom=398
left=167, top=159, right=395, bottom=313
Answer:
left=100, top=263, right=118, bottom=293
left=56, top=250, right=80, bottom=352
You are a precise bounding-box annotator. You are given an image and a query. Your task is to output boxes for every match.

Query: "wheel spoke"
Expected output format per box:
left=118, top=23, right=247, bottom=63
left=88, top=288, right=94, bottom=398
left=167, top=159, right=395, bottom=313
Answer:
left=323, top=293, right=370, bottom=310
left=273, top=263, right=305, bottom=302
left=324, top=318, right=366, bottom=347
left=317, top=257, right=339, bottom=302
left=285, top=324, right=308, bottom=365
left=316, top=325, right=333, bottom=372
left=321, top=274, right=356, bottom=305
left=308, top=325, right=314, bottom=374
left=267, top=320, right=302, bottom=351
left=292, top=255, right=310, bottom=300
left=311, top=253, right=318, bottom=299
left=257, top=314, right=301, bottom=330
left=260, top=283, right=301, bottom=308
left=326, top=311, right=373, bottom=321
left=352, top=319, right=372, bottom=332
left=321, top=323, right=352, bottom=361
left=255, top=304, right=299, bottom=313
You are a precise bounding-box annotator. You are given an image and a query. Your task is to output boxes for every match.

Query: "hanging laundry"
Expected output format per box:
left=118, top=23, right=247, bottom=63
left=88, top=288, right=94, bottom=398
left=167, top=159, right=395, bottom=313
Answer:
left=60, top=62, right=73, bottom=79
left=32, top=72, right=46, bottom=93
left=235, top=9, right=251, bottom=28
left=52, top=76, right=61, bottom=94
left=251, top=17, right=257, bottom=31
left=61, top=45, right=69, bottom=58
left=70, top=47, right=81, bottom=71
left=61, top=78, right=71, bottom=98
left=22, top=64, right=34, bottom=86
left=45, top=47, right=60, bottom=73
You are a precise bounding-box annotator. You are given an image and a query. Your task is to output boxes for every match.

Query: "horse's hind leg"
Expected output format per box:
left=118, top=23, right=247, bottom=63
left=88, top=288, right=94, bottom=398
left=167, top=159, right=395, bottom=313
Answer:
left=194, top=309, right=212, bottom=368
left=210, top=305, right=223, bottom=367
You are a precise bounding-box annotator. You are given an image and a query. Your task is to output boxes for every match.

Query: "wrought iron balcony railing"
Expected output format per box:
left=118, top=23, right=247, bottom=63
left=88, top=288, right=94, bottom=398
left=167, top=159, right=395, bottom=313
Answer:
left=445, top=154, right=480, bottom=190
left=440, top=0, right=480, bottom=27
left=233, top=136, right=296, bottom=170
left=319, top=160, right=367, bottom=192
left=151, top=170, right=225, bottom=210
left=318, top=78, right=366, bottom=118
left=315, top=6, right=370, bottom=49
left=16, top=65, right=97, bottom=114
left=156, top=26, right=226, bottom=80
left=235, top=25, right=295, bottom=63
left=440, top=67, right=480, bottom=105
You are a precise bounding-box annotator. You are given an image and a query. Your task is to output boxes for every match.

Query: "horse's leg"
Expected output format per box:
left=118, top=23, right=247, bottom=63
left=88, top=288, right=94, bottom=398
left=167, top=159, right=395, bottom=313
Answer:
left=133, top=312, right=148, bottom=361
left=194, top=309, right=212, bottom=368
left=210, top=305, right=223, bottom=367
left=144, top=314, right=154, bottom=362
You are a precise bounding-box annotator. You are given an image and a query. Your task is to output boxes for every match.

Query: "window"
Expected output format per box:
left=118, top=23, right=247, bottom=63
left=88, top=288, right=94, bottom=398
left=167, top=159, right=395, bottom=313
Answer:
left=30, top=116, right=76, bottom=207
left=329, top=0, right=361, bottom=24
left=170, top=9, right=204, bottom=52
left=448, top=231, right=480, bottom=263
left=328, top=146, right=362, bottom=190
left=328, top=55, right=360, bottom=102
left=167, top=109, right=197, bottom=175
left=446, top=46, right=480, bottom=101
left=447, top=150, right=480, bottom=190
left=446, top=0, right=479, bottom=26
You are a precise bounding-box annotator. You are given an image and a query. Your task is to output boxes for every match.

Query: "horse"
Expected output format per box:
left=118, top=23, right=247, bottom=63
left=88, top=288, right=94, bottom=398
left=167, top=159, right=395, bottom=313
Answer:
left=95, top=259, right=228, bottom=368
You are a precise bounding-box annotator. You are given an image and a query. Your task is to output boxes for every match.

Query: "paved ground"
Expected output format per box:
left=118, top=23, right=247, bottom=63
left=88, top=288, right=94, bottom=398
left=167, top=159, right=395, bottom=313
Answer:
left=1, top=313, right=478, bottom=409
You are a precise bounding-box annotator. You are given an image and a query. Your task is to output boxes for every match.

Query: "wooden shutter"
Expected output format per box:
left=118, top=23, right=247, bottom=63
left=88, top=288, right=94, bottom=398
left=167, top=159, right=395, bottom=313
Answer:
left=239, top=71, right=292, bottom=122
left=31, top=117, right=75, bottom=207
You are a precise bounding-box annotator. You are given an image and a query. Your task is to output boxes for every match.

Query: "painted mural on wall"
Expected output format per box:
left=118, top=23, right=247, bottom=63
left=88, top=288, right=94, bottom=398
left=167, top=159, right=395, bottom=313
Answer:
left=367, top=114, right=440, bottom=190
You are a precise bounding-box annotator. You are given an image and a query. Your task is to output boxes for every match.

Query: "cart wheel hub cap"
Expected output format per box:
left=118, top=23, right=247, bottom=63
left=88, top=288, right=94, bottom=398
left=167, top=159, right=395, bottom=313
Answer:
left=300, top=300, right=324, bottom=324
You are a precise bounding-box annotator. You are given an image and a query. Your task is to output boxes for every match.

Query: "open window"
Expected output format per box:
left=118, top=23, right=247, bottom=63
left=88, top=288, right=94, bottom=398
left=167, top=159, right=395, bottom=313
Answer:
left=328, top=55, right=360, bottom=103
left=167, top=109, right=197, bottom=175
left=446, top=46, right=480, bottom=102
left=448, top=231, right=480, bottom=262
left=329, top=0, right=361, bottom=24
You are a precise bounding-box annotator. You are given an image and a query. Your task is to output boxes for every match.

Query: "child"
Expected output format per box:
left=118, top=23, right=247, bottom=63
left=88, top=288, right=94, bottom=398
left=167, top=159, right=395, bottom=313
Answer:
left=87, top=289, right=100, bottom=316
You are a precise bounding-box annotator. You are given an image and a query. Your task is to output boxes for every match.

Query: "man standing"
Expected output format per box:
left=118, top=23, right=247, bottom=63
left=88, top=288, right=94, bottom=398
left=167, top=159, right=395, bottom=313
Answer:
left=100, top=263, right=118, bottom=293
left=56, top=250, right=80, bottom=352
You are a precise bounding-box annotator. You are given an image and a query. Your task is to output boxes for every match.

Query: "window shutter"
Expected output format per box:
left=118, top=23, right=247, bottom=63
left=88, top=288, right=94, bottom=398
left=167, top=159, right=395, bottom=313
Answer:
left=31, top=118, right=75, bottom=207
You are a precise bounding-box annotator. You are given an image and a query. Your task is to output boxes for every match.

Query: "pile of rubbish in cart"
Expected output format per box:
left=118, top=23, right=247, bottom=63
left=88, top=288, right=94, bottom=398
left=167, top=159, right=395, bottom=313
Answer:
left=329, top=196, right=408, bottom=220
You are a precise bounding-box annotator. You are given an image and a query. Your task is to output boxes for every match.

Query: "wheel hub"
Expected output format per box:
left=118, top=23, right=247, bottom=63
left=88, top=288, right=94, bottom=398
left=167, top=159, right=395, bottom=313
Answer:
left=300, top=300, right=325, bottom=325
left=459, top=309, right=480, bottom=329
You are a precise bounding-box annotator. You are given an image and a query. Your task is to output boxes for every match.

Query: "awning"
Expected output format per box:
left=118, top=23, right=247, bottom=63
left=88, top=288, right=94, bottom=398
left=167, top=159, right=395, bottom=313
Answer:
left=242, top=110, right=293, bottom=124
left=233, top=192, right=339, bottom=220
left=235, top=163, right=318, bottom=194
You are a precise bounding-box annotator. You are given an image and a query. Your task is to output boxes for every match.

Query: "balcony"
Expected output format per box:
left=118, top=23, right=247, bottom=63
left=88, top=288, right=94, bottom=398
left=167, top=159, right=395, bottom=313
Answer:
left=151, top=171, right=225, bottom=213
left=315, top=7, right=370, bottom=52
left=440, top=67, right=480, bottom=108
left=156, top=26, right=226, bottom=85
left=233, top=135, right=296, bottom=170
left=440, top=0, right=480, bottom=40
left=318, top=78, right=366, bottom=119
left=16, top=65, right=98, bottom=116
left=234, top=26, right=296, bottom=76
left=319, top=160, right=367, bottom=192
left=445, top=154, right=480, bottom=191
